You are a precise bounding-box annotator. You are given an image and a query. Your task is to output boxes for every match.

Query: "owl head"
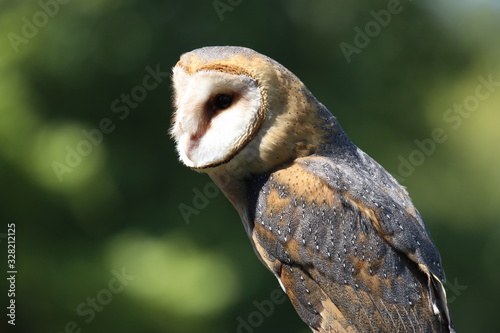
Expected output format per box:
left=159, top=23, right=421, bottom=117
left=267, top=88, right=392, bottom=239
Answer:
left=171, top=46, right=338, bottom=175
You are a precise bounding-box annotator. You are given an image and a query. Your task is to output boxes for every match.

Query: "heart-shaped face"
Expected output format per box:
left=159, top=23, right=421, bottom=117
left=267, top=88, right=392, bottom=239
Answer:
left=171, top=66, right=261, bottom=169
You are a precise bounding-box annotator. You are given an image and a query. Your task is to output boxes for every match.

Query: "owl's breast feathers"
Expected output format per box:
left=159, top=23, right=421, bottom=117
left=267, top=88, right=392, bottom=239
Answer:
left=245, top=152, right=454, bottom=332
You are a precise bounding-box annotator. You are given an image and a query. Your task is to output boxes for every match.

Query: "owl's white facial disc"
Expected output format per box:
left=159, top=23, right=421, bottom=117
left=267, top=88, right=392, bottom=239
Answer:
left=171, top=66, right=261, bottom=169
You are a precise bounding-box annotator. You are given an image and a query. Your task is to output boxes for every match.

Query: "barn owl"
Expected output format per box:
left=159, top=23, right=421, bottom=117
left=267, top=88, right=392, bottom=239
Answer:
left=170, top=46, right=455, bottom=332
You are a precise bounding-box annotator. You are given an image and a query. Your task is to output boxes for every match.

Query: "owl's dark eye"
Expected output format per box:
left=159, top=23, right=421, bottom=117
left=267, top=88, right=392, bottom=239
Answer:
left=213, top=93, right=234, bottom=110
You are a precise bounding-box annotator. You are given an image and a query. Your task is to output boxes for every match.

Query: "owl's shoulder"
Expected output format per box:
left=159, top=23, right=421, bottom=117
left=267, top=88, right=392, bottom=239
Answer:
left=247, top=149, right=446, bottom=284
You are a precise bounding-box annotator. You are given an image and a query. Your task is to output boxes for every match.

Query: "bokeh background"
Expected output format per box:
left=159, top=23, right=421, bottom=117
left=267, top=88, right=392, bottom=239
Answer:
left=1, top=1, right=499, bottom=332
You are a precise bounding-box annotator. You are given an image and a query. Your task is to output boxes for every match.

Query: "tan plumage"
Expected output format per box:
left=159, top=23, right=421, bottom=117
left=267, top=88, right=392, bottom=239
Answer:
left=170, top=46, right=455, bottom=332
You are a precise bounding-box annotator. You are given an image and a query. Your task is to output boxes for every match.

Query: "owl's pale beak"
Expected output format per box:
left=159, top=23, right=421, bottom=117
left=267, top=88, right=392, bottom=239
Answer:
left=185, top=134, right=199, bottom=162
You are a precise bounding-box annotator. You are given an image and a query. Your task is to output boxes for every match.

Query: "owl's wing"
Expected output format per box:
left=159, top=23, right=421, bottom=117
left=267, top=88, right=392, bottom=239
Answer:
left=248, top=152, right=454, bottom=333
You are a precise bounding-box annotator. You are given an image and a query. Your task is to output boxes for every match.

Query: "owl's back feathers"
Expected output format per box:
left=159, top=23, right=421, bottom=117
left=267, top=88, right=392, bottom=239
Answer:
left=246, top=146, right=453, bottom=332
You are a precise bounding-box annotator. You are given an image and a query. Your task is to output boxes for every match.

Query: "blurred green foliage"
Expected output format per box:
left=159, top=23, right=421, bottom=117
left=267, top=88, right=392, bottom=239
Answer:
left=1, top=1, right=499, bottom=332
